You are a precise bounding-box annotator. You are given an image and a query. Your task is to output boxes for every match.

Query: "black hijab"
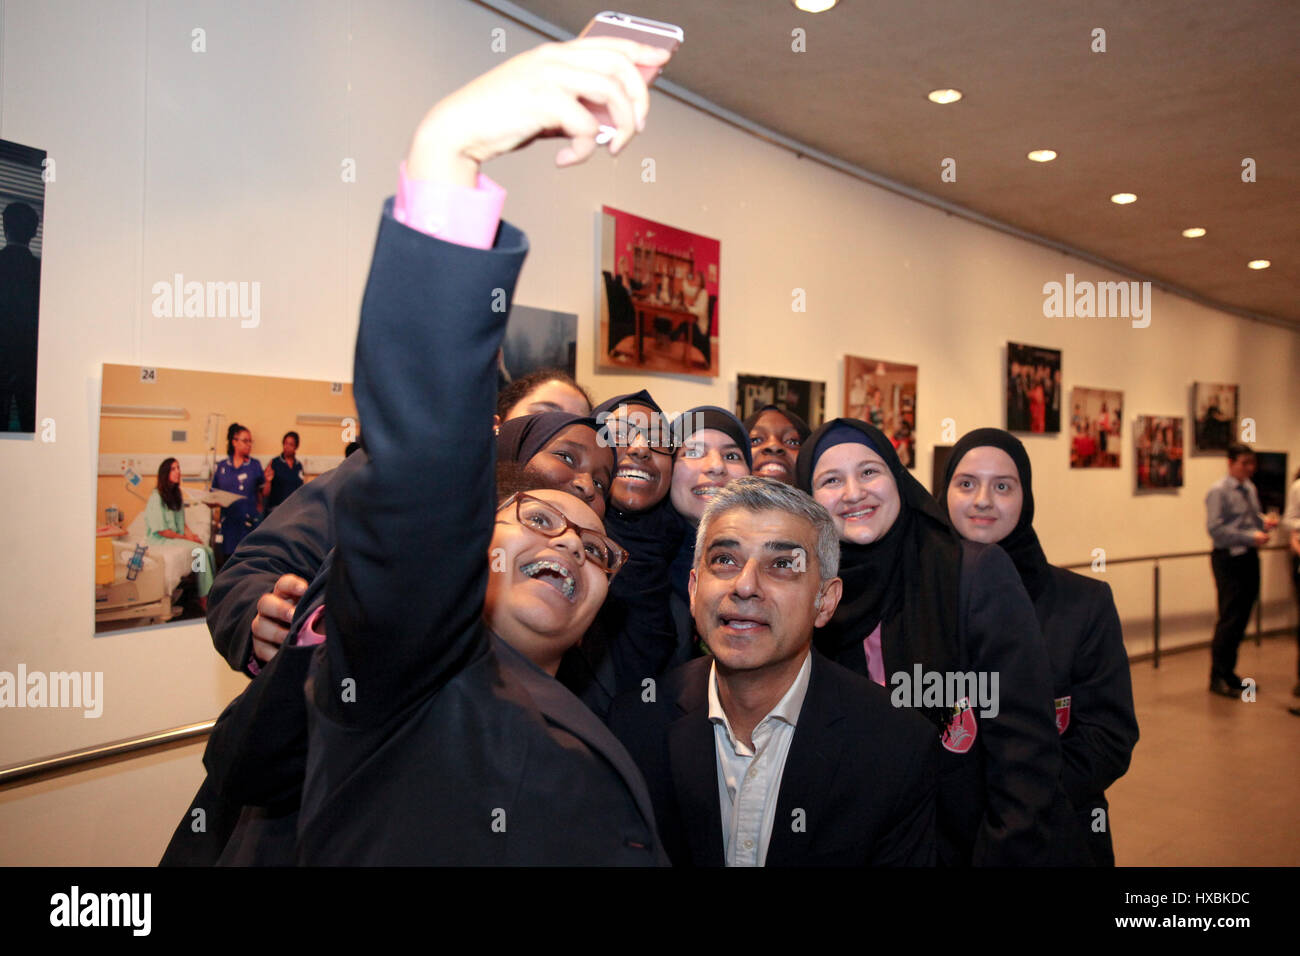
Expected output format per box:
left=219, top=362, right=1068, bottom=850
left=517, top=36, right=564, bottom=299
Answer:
left=591, top=386, right=684, bottom=562
left=593, top=389, right=667, bottom=463
left=669, top=405, right=753, bottom=470
left=593, top=388, right=663, bottom=419
left=742, top=404, right=812, bottom=442
left=496, top=411, right=598, bottom=465
left=665, top=405, right=753, bottom=609
left=797, top=418, right=962, bottom=731
left=942, top=427, right=1051, bottom=601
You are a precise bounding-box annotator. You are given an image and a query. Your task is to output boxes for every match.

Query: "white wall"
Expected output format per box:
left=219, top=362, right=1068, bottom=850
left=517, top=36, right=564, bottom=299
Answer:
left=1, top=0, right=1296, bottom=863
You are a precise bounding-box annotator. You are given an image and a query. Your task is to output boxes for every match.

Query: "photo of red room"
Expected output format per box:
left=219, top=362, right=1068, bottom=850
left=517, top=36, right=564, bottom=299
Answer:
left=598, top=204, right=720, bottom=378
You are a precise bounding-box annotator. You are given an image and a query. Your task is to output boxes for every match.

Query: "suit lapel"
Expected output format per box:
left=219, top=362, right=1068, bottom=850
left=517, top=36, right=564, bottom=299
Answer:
left=767, top=652, right=845, bottom=866
left=491, top=636, right=660, bottom=837
left=667, top=661, right=725, bottom=866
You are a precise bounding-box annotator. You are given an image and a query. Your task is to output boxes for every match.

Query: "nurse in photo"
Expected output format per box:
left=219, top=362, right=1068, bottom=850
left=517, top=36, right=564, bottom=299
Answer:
left=211, top=422, right=264, bottom=561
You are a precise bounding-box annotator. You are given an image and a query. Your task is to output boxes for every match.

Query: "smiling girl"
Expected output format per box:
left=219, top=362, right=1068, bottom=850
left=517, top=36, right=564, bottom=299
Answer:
left=799, top=417, right=1064, bottom=866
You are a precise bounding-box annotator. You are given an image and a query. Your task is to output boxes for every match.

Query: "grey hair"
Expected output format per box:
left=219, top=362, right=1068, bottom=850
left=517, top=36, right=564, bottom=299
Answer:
left=694, top=475, right=840, bottom=582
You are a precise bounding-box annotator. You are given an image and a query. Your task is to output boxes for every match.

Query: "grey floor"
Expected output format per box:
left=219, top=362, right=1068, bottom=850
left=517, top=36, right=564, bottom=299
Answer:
left=1108, top=633, right=1299, bottom=866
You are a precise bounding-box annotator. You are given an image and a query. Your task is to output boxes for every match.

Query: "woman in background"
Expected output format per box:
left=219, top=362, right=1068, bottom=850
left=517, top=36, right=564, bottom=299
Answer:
left=212, top=422, right=264, bottom=561
left=743, top=403, right=809, bottom=487
left=943, top=427, right=1139, bottom=865
left=496, top=411, right=613, bottom=520
left=145, top=457, right=214, bottom=610
left=565, top=390, right=682, bottom=715
left=666, top=406, right=752, bottom=660
left=263, top=430, right=304, bottom=513
left=798, top=418, right=1062, bottom=865
left=495, top=368, right=591, bottom=428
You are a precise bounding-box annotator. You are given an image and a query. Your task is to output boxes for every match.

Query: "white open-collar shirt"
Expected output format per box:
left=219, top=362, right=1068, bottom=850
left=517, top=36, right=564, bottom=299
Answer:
left=707, top=650, right=813, bottom=867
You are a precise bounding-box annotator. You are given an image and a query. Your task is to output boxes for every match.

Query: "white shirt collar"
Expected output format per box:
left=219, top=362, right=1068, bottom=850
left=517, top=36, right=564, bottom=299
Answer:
left=707, top=650, right=813, bottom=753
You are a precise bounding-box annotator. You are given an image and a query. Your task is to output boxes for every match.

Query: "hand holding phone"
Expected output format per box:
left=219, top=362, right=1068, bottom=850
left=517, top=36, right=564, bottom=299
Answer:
left=407, top=31, right=673, bottom=185
left=578, top=12, right=683, bottom=145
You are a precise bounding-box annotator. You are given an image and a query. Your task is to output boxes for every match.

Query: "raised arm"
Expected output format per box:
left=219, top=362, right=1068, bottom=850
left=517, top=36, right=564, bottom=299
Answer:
left=316, top=39, right=669, bottom=729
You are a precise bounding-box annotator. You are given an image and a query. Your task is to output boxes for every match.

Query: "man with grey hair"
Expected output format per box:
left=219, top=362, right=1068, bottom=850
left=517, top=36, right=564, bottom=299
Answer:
left=609, top=476, right=938, bottom=866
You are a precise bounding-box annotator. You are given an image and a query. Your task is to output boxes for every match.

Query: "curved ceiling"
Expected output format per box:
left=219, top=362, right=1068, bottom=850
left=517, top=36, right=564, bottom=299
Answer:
left=502, top=0, right=1299, bottom=327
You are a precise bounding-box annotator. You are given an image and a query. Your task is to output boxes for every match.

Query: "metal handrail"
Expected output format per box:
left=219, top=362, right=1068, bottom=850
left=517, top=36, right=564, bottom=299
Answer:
left=1058, top=543, right=1292, bottom=667
left=1, top=547, right=1292, bottom=787
left=0, top=720, right=214, bottom=789
left=1059, top=542, right=1290, bottom=570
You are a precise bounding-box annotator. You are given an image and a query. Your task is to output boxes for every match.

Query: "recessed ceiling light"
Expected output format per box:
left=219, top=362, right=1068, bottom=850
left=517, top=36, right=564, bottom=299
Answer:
left=1181, top=227, right=1207, bottom=238
left=1247, top=259, right=1271, bottom=270
left=927, top=89, right=962, bottom=105
left=1027, top=149, right=1057, bottom=163
left=792, top=0, right=837, bottom=11
left=1110, top=192, right=1137, bottom=205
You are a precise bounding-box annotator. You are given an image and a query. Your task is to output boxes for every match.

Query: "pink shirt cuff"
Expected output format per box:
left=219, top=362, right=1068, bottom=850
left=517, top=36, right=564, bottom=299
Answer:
left=296, top=605, right=327, bottom=647
left=394, top=161, right=506, bottom=250
left=864, top=622, right=885, bottom=687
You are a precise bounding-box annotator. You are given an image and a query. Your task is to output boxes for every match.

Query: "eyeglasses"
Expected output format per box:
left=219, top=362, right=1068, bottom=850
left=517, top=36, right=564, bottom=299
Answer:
left=496, top=493, right=628, bottom=575
left=600, top=416, right=675, bottom=457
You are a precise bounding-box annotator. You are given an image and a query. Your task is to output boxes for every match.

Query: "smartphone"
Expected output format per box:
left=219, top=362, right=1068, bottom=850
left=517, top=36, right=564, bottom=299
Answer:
left=577, top=11, right=684, bottom=144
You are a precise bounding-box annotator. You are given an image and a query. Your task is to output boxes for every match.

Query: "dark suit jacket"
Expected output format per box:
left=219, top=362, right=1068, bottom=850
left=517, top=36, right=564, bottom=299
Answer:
left=558, top=500, right=683, bottom=720
left=206, top=450, right=367, bottom=675
left=820, top=540, right=1064, bottom=866
left=608, top=650, right=938, bottom=866
left=295, top=202, right=666, bottom=865
left=159, top=558, right=333, bottom=867
left=1036, top=565, right=1139, bottom=866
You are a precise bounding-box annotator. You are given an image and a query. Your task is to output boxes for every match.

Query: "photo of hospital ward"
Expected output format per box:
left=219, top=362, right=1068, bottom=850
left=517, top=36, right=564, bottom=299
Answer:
left=94, top=364, right=357, bottom=634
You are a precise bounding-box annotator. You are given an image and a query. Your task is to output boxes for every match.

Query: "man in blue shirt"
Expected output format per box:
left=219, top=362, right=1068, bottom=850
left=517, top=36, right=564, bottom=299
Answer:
left=1205, top=443, right=1279, bottom=698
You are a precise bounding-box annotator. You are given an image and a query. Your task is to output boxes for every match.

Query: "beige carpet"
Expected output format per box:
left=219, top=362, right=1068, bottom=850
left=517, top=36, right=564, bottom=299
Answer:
left=1109, top=632, right=1299, bottom=865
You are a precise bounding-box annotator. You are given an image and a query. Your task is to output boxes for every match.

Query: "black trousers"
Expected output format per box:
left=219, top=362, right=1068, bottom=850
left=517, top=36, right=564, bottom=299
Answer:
left=1210, top=549, right=1260, bottom=681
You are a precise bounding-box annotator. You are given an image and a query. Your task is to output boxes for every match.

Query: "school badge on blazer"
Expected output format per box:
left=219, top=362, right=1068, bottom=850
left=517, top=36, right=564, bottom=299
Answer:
left=941, top=697, right=977, bottom=754
left=1054, top=695, right=1072, bottom=734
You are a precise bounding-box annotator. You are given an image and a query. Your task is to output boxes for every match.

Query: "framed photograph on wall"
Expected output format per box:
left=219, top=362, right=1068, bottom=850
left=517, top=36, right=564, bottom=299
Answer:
left=1006, top=341, right=1062, bottom=434
left=499, top=304, right=578, bottom=386
left=932, top=444, right=956, bottom=498
left=1135, top=415, right=1184, bottom=490
left=736, top=373, right=825, bottom=429
left=1069, top=386, right=1123, bottom=468
left=0, top=138, right=47, bottom=434
left=94, top=364, right=358, bottom=635
left=597, top=205, right=720, bottom=379
left=844, top=355, right=917, bottom=468
left=1254, top=451, right=1289, bottom=517
left=1192, top=382, right=1238, bottom=452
